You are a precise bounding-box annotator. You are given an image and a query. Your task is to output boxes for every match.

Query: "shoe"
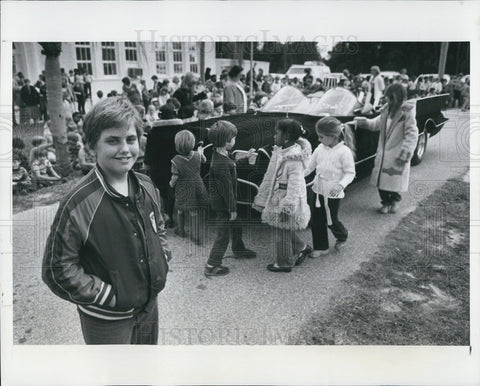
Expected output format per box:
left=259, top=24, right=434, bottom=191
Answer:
left=233, top=248, right=257, bottom=259
left=334, top=240, right=347, bottom=251
left=267, top=264, right=292, bottom=273
left=310, top=249, right=330, bottom=258
left=295, top=245, right=313, bottom=266
left=204, top=265, right=230, bottom=276
left=389, top=202, right=399, bottom=213
left=379, top=205, right=389, bottom=214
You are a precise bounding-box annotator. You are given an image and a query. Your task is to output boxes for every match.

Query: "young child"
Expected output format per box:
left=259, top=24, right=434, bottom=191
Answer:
left=12, top=152, right=33, bottom=194
left=29, top=136, right=56, bottom=165
left=30, top=148, right=62, bottom=187
left=205, top=120, right=257, bottom=276
left=12, top=137, right=30, bottom=171
left=303, top=117, right=355, bottom=257
left=67, top=132, right=83, bottom=170
left=42, top=96, right=172, bottom=345
left=169, top=130, right=209, bottom=244
left=253, top=119, right=312, bottom=272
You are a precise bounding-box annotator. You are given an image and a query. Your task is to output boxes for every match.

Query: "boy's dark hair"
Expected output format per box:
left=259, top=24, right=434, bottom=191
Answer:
left=13, top=151, right=21, bottom=161
left=208, top=120, right=237, bottom=147
left=83, top=97, right=143, bottom=149
left=33, top=147, right=48, bottom=158
left=32, top=135, right=45, bottom=147
left=13, top=137, right=25, bottom=150
left=228, top=65, right=243, bottom=79
left=121, top=77, right=131, bottom=86
left=275, top=119, right=304, bottom=142
left=97, top=90, right=103, bottom=98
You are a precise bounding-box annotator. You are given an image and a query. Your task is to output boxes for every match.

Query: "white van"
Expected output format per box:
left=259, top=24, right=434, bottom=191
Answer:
left=286, top=61, right=331, bottom=81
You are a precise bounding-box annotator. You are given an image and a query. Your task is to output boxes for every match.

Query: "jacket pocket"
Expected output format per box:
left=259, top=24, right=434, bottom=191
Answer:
left=109, top=270, right=139, bottom=311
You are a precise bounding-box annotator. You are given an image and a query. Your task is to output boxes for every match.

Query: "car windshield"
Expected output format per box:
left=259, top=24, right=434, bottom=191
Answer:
left=263, top=86, right=358, bottom=116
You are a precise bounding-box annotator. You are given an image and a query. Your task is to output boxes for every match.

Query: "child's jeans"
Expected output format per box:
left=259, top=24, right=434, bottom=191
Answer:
left=273, top=226, right=305, bottom=267
left=78, top=301, right=158, bottom=345
left=207, top=210, right=247, bottom=267
left=310, top=194, right=348, bottom=251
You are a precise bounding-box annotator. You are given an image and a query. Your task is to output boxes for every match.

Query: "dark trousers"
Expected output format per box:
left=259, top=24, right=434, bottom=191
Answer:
left=274, top=226, right=305, bottom=267
left=84, top=82, right=92, bottom=98
left=378, top=189, right=402, bottom=206
left=310, top=194, right=348, bottom=251
left=78, top=301, right=159, bottom=344
left=207, top=210, right=246, bottom=267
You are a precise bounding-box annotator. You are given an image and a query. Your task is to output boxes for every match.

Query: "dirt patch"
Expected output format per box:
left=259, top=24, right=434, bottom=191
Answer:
left=296, top=175, right=469, bottom=345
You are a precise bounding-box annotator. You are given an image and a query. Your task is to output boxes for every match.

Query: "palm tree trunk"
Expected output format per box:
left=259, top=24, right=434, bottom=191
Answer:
left=39, top=42, right=72, bottom=176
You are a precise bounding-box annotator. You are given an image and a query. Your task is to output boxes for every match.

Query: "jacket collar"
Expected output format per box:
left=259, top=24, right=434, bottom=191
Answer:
left=94, top=165, right=140, bottom=200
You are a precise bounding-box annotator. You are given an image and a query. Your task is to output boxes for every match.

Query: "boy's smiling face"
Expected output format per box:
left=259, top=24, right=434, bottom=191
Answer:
left=94, top=124, right=139, bottom=180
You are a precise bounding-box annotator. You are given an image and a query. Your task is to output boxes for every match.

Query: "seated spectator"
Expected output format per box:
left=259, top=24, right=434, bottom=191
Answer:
left=12, top=152, right=34, bottom=194
left=67, top=132, right=83, bottom=170
left=12, top=137, right=30, bottom=171
left=72, top=112, right=84, bottom=134
left=30, top=148, right=62, bottom=187
left=77, top=139, right=96, bottom=175
left=29, top=135, right=56, bottom=165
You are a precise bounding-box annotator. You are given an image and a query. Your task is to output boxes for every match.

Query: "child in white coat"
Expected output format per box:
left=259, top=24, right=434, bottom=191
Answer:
left=303, top=117, right=356, bottom=258
left=253, top=119, right=312, bottom=272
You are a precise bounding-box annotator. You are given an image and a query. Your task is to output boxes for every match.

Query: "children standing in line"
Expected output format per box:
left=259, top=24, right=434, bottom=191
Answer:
left=253, top=119, right=312, bottom=272
left=169, top=130, right=209, bottom=245
left=205, top=121, right=257, bottom=276
left=303, top=117, right=356, bottom=257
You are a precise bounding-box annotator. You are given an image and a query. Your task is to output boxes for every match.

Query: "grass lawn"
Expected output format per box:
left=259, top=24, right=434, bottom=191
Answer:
left=296, top=175, right=469, bottom=345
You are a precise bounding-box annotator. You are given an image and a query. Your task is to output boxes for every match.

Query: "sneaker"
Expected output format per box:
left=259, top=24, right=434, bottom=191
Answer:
left=295, top=245, right=313, bottom=266
left=204, top=265, right=230, bottom=276
left=389, top=202, right=399, bottom=213
left=379, top=205, right=389, bottom=214
left=310, top=249, right=330, bottom=258
left=267, top=264, right=292, bottom=273
left=233, top=248, right=257, bottom=259
left=334, top=240, right=347, bottom=251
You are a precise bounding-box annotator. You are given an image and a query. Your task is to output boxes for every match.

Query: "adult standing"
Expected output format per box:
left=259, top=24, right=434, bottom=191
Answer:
left=20, top=79, right=40, bottom=126
left=73, top=82, right=86, bottom=114
left=355, top=83, right=418, bottom=214
left=223, top=65, right=247, bottom=114
left=122, top=77, right=143, bottom=107
left=172, top=72, right=207, bottom=119
left=369, top=65, right=385, bottom=109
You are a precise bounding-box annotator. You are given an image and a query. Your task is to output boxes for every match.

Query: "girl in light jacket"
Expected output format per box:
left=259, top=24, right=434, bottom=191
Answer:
left=355, top=83, right=418, bottom=214
left=253, top=119, right=312, bottom=272
left=303, top=117, right=356, bottom=258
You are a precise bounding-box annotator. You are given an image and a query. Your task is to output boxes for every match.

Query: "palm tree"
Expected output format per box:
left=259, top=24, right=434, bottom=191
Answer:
left=39, top=42, right=72, bottom=176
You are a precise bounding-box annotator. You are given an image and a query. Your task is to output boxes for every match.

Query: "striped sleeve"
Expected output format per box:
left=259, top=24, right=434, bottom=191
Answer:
left=41, top=192, right=114, bottom=306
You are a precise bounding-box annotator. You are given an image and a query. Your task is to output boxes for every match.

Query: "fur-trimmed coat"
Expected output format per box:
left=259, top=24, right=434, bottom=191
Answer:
left=364, top=100, right=418, bottom=192
left=253, top=138, right=312, bottom=230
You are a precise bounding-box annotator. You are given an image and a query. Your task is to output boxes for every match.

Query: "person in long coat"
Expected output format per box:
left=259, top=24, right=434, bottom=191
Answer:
left=355, top=83, right=418, bottom=214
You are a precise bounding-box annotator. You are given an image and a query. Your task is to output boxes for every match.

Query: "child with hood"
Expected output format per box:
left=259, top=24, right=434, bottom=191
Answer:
left=253, top=119, right=312, bottom=272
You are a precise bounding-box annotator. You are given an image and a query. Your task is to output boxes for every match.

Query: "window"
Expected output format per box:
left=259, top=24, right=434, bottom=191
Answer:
left=155, top=42, right=167, bottom=74
left=75, top=42, right=93, bottom=75
left=172, top=42, right=183, bottom=73
left=124, top=42, right=137, bottom=62
left=188, top=43, right=199, bottom=74
left=101, top=42, right=117, bottom=75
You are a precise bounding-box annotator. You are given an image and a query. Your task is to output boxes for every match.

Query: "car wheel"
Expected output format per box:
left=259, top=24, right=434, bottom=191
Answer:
left=411, top=131, right=428, bottom=165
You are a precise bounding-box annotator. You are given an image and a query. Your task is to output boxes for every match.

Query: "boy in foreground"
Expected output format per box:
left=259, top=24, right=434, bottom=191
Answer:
left=42, top=97, right=171, bottom=344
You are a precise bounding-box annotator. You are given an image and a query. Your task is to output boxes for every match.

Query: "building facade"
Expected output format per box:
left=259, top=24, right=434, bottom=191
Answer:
left=13, top=41, right=217, bottom=97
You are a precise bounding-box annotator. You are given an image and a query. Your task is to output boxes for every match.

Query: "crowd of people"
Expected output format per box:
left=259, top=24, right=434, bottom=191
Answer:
left=11, top=63, right=469, bottom=195
left=40, top=80, right=419, bottom=344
